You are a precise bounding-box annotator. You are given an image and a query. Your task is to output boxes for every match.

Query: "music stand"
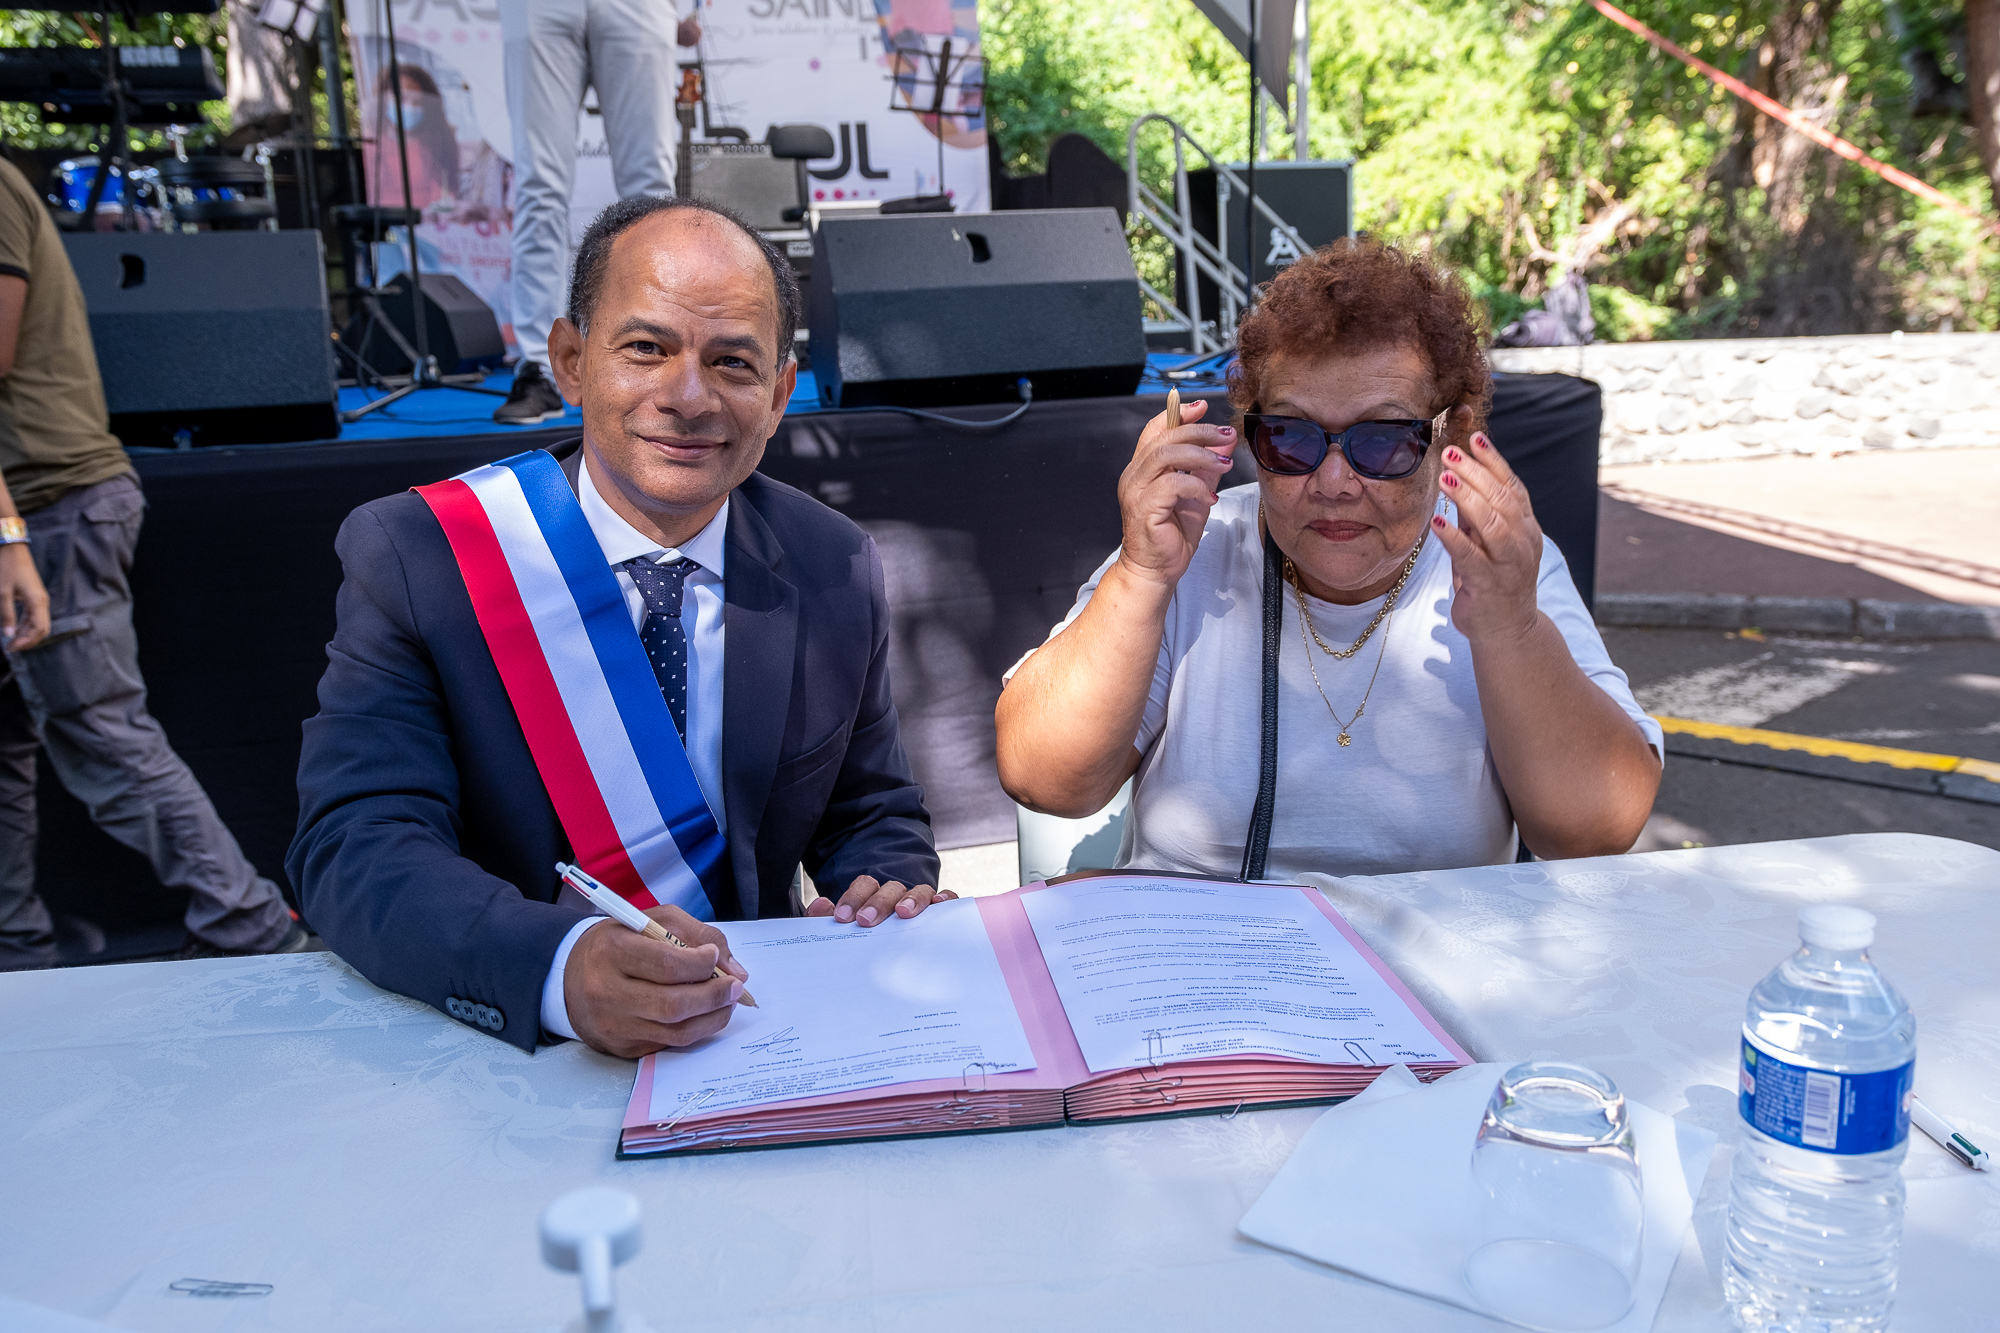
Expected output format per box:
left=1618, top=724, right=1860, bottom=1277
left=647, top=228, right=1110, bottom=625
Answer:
left=340, top=0, right=505, bottom=421
left=883, top=32, right=981, bottom=205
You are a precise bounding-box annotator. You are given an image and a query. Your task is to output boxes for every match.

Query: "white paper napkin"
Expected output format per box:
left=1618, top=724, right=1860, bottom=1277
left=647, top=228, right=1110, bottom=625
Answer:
left=1239, top=1063, right=1716, bottom=1333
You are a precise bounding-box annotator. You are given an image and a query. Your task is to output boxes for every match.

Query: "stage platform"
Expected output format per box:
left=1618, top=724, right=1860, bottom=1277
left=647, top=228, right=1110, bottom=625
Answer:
left=38, top=370, right=1601, bottom=964
left=226, top=355, right=1232, bottom=447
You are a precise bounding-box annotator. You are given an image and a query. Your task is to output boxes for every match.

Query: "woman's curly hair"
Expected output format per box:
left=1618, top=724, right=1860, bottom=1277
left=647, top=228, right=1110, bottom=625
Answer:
left=1228, top=239, right=1492, bottom=430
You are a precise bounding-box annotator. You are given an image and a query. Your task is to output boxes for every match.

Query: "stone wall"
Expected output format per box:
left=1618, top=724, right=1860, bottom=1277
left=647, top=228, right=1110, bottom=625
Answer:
left=1487, top=331, right=2000, bottom=466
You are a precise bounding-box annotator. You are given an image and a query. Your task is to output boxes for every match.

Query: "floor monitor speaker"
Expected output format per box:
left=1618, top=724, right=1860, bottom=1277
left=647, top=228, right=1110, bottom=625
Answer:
left=808, top=208, right=1145, bottom=409
left=339, top=271, right=506, bottom=379
left=63, top=231, right=337, bottom=447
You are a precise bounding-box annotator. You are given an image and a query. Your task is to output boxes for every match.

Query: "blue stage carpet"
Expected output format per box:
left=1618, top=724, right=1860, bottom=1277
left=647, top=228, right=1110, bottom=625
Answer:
left=331, top=353, right=1232, bottom=444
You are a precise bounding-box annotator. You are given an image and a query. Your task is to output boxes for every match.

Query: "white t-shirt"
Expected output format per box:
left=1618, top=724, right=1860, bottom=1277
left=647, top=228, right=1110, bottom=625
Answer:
left=1027, top=485, right=1663, bottom=881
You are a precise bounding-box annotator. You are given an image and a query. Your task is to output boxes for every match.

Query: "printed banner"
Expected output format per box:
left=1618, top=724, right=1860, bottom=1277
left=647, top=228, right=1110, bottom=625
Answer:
left=347, top=0, right=988, bottom=350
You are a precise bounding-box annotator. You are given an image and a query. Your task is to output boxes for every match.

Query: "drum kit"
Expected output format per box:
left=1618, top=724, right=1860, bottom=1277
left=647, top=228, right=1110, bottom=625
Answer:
left=49, top=146, right=273, bottom=233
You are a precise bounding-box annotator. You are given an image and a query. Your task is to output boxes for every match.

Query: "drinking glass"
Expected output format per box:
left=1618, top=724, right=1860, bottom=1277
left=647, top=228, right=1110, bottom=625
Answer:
left=1462, top=1061, right=1644, bottom=1332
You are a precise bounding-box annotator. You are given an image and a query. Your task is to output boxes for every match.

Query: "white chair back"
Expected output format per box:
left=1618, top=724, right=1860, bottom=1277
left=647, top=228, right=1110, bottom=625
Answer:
left=1015, top=780, right=1133, bottom=885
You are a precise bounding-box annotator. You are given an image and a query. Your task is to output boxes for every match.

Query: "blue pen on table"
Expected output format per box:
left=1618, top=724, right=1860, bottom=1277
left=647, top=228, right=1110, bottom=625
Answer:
left=555, top=861, right=757, bottom=1008
left=1910, top=1095, right=1990, bottom=1170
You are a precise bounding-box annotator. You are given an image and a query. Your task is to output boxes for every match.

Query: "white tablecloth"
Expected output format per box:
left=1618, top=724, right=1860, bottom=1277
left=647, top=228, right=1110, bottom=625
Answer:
left=3, top=833, right=1996, bottom=1332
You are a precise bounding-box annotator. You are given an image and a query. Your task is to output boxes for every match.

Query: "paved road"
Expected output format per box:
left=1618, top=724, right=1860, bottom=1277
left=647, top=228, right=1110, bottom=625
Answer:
left=1602, top=627, right=2000, bottom=853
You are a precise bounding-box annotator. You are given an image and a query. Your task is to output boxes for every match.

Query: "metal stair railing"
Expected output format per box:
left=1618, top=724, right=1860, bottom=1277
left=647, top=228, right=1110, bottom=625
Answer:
left=1126, top=113, right=1313, bottom=356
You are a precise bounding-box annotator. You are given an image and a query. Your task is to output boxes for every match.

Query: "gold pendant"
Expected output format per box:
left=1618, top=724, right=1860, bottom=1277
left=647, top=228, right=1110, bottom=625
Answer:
left=1337, top=732, right=1352, bottom=747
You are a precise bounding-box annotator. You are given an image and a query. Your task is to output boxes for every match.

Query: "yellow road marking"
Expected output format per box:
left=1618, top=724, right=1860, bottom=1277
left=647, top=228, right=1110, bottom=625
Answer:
left=1654, top=716, right=1998, bottom=782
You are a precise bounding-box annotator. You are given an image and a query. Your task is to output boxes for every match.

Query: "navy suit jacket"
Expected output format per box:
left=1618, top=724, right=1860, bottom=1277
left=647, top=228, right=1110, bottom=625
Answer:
left=288, top=442, right=938, bottom=1051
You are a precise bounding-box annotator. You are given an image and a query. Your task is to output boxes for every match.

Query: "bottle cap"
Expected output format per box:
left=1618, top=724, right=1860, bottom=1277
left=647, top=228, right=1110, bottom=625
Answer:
left=1799, top=904, right=1875, bottom=950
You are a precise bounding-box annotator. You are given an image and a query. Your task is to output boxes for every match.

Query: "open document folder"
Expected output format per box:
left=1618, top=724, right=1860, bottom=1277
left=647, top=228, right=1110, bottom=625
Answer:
left=619, top=873, right=1472, bottom=1157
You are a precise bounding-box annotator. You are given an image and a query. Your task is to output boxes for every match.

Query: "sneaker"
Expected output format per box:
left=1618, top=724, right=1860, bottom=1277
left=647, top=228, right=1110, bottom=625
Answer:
left=175, top=919, right=312, bottom=961
left=493, top=361, right=567, bottom=425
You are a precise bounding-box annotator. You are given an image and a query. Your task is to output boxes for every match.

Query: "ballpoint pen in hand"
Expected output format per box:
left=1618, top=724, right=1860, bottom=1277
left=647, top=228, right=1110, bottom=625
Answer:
left=555, top=862, right=758, bottom=1008
left=1910, top=1094, right=1990, bottom=1170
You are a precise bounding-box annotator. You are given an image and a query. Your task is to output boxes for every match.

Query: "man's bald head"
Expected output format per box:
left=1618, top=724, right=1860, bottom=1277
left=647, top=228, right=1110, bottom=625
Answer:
left=565, top=195, right=802, bottom=365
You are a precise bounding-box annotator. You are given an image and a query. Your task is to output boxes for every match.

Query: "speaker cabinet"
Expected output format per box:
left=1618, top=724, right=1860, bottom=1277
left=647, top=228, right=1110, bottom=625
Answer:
left=1179, top=159, right=1354, bottom=335
left=63, top=231, right=338, bottom=447
left=688, top=143, right=800, bottom=231
left=808, top=208, right=1146, bottom=409
left=338, top=271, right=506, bottom=378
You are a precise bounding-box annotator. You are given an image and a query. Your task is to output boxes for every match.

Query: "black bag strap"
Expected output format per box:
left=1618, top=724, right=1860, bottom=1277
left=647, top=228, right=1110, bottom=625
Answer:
left=1239, top=526, right=1282, bottom=881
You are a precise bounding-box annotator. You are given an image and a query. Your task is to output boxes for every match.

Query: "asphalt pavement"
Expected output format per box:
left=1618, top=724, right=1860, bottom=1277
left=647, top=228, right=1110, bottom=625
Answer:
left=1603, top=627, right=2000, bottom=853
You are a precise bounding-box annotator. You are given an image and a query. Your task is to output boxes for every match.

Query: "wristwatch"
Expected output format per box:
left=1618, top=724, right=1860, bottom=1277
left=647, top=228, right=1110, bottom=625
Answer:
left=0, top=517, right=26, bottom=545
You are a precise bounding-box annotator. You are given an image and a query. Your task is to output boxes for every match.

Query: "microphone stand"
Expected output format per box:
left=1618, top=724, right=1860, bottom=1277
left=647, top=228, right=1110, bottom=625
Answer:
left=1245, top=0, right=1257, bottom=315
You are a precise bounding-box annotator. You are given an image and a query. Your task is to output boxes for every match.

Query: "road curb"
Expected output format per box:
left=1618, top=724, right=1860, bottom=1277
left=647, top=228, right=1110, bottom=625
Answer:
left=1598, top=593, right=2000, bottom=639
left=1655, top=716, right=2000, bottom=805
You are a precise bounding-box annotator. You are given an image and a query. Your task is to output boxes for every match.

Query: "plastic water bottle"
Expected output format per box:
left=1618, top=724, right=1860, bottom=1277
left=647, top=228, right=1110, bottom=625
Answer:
left=1724, top=905, right=1915, bottom=1332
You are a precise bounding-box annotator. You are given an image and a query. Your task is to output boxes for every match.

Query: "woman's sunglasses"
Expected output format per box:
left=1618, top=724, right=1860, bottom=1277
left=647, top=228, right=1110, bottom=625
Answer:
left=1243, top=411, right=1446, bottom=481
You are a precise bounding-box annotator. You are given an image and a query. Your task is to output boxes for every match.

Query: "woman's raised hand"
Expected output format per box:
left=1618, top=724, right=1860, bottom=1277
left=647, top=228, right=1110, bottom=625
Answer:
left=1429, top=416, right=1545, bottom=644
left=1114, top=397, right=1237, bottom=591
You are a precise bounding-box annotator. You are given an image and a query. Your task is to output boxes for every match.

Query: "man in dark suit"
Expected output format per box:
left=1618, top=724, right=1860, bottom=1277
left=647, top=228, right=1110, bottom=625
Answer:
left=290, top=196, right=945, bottom=1058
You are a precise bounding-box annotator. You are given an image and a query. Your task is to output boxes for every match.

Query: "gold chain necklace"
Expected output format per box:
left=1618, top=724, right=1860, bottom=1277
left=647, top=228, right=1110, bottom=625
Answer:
left=1285, top=534, right=1426, bottom=747
left=1283, top=531, right=1427, bottom=660
left=1296, top=595, right=1390, bottom=747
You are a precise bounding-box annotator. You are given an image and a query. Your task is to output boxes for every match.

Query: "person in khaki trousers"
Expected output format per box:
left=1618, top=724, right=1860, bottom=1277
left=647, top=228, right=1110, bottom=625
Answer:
left=0, top=157, right=303, bottom=968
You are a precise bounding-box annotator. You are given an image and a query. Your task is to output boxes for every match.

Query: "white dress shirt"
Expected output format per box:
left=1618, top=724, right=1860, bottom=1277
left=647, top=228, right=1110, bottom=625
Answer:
left=540, top=455, right=730, bottom=1040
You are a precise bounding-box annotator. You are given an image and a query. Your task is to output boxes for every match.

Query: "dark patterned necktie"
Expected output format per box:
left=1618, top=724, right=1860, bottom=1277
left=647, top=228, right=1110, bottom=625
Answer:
left=621, top=555, right=700, bottom=743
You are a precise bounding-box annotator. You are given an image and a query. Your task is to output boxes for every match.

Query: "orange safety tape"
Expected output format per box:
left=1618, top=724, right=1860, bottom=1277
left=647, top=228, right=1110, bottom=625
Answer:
left=1589, top=0, right=2000, bottom=236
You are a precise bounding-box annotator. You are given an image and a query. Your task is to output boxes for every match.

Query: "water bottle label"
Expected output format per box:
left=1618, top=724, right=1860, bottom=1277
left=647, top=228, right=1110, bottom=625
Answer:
left=1739, top=1039, right=1912, bottom=1154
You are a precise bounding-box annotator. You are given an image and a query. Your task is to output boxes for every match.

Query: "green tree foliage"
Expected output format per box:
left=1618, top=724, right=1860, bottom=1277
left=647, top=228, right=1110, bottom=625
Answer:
left=983, top=0, right=1999, bottom=336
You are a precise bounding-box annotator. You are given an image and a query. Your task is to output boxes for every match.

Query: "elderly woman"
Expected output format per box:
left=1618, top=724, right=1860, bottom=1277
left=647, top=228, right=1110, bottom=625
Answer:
left=996, top=241, right=1660, bottom=878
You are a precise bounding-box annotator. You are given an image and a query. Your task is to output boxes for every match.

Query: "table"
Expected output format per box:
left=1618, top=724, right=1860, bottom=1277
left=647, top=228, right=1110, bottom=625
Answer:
left=4, top=833, right=1995, bottom=1332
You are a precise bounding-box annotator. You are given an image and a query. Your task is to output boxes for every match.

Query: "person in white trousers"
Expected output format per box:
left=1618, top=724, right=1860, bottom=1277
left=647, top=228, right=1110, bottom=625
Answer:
left=495, top=0, right=701, bottom=425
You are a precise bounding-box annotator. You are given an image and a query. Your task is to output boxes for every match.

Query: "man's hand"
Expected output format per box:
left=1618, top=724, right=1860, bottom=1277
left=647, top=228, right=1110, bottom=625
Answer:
left=1114, top=397, right=1236, bottom=593
left=805, top=876, right=956, bottom=926
left=677, top=13, right=701, bottom=45
left=1430, top=423, right=1545, bottom=647
left=563, top=905, right=749, bottom=1058
left=0, top=543, right=48, bottom=652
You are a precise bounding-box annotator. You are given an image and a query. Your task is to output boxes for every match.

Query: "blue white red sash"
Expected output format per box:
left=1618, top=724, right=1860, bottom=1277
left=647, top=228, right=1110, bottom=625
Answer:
left=415, top=450, right=725, bottom=920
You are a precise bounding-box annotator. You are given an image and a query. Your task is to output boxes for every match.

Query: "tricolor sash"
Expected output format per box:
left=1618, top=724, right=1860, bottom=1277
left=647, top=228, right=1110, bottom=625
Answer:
left=415, top=450, right=726, bottom=920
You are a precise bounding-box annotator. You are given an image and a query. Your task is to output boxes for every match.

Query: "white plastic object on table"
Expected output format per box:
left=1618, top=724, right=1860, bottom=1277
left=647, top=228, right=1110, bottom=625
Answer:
left=1798, top=902, right=1877, bottom=950
left=540, top=1187, right=649, bottom=1333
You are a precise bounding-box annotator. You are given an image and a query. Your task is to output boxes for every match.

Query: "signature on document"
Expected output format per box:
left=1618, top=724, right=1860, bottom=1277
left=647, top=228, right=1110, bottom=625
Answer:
left=741, top=1026, right=803, bottom=1056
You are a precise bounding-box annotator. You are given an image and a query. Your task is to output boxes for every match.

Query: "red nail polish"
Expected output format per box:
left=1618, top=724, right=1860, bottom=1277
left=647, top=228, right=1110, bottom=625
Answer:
left=1443, top=474, right=1457, bottom=488
left=1218, top=426, right=1236, bottom=437
left=1475, top=434, right=1490, bottom=449
left=1432, top=515, right=1447, bottom=528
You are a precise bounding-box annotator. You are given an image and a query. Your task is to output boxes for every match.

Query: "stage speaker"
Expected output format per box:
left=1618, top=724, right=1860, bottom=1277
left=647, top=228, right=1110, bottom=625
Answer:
left=62, top=231, right=338, bottom=447
left=688, top=143, right=800, bottom=231
left=808, top=208, right=1146, bottom=409
left=338, top=271, right=506, bottom=378
left=1178, top=159, right=1354, bottom=333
